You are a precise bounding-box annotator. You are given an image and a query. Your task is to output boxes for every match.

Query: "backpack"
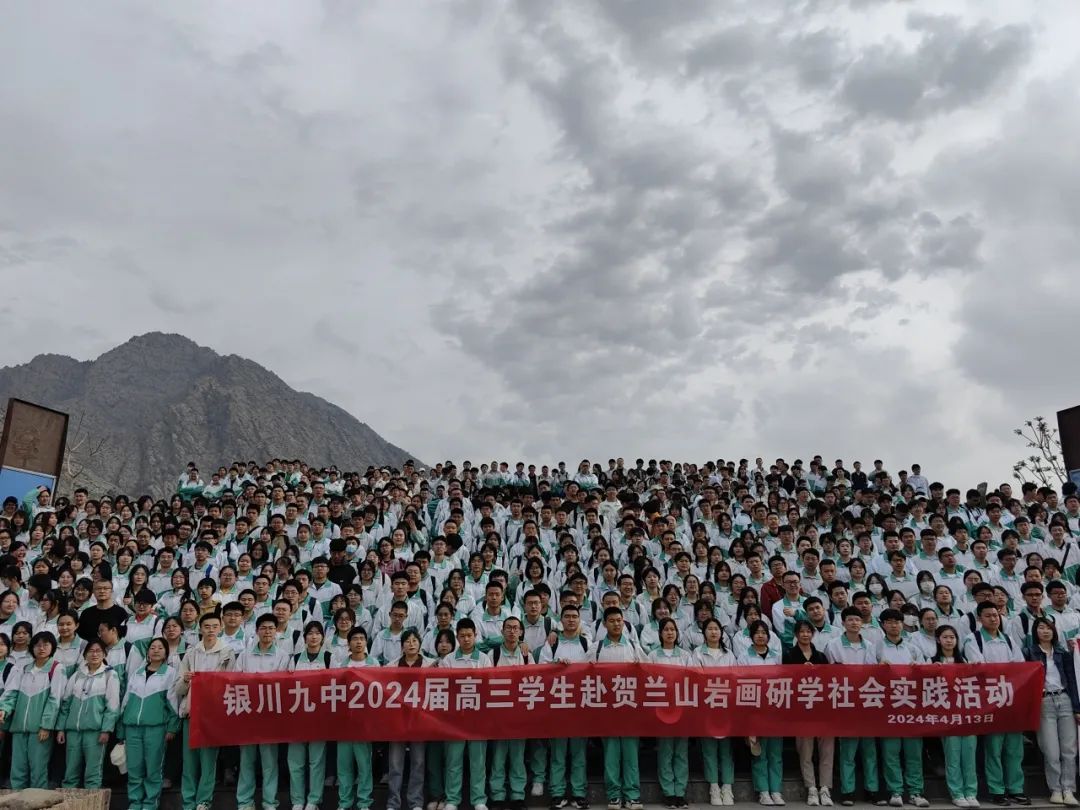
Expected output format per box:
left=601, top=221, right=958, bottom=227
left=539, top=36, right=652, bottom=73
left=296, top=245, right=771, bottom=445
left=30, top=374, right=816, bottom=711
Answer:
left=293, top=651, right=333, bottom=668
left=550, top=635, right=588, bottom=657
left=972, top=631, right=1013, bottom=653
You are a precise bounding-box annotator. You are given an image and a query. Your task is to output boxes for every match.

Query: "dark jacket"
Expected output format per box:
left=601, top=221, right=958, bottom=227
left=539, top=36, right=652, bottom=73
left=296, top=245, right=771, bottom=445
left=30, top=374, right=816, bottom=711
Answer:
left=1023, top=644, right=1080, bottom=713
left=783, top=645, right=828, bottom=665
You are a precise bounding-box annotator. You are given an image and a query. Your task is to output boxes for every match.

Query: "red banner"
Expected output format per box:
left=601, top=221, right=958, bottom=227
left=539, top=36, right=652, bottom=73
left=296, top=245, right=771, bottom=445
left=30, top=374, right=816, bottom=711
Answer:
left=188, top=662, right=1043, bottom=748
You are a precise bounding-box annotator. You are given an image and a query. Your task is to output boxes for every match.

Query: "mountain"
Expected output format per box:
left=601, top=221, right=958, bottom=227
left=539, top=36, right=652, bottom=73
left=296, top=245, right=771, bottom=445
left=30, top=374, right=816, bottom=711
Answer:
left=0, top=332, right=419, bottom=496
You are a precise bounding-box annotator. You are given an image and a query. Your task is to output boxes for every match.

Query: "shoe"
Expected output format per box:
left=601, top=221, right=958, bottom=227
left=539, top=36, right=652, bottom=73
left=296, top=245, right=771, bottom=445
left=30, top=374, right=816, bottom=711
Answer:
left=1051, top=796, right=1064, bottom=807
left=305, top=805, right=319, bottom=810
left=678, top=800, right=689, bottom=809
left=889, top=796, right=903, bottom=808
left=437, top=804, right=446, bottom=810
left=912, top=796, right=930, bottom=808
left=841, top=798, right=854, bottom=807
left=475, top=805, right=489, bottom=810
left=412, top=807, right=425, bottom=810
left=625, top=802, right=644, bottom=810
left=709, top=784, right=722, bottom=807
left=532, top=784, right=546, bottom=799
left=808, top=788, right=820, bottom=807
left=197, top=804, right=211, bottom=810
left=1007, top=796, right=1031, bottom=807
left=967, top=801, right=980, bottom=809
left=952, top=800, right=971, bottom=808
left=239, top=806, right=256, bottom=810
left=820, top=788, right=833, bottom=807
left=771, top=793, right=785, bottom=806
left=292, top=806, right=304, bottom=810
left=759, top=793, right=775, bottom=807
left=427, top=804, right=439, bottom=810
left=573, top=799, right=589, bottom=810
left=662, top=798, right=674, bottom=809
left=444, top=805, right=458, bottom=810
left=551, top=800, right=569, bottom=810
left=1064, top=792, right=1079, bottom=807
left=990, top=797, right=1009, bottom=807
left=606, top=803, right=620, bottom=810
left=721, top=785, right=735, bottom=806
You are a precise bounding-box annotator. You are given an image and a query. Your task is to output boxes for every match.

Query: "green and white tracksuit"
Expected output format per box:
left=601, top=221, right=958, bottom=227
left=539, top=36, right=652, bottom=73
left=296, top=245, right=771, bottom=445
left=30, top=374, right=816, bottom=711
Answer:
left=119, top=664, right=181, bottom=810
left=57, top=663, right=121, bottom=788
left=489, top=645, right=529, bottom=803
left=540, top=634, right=591, bottom=800
left=594, top=637, right=642, bottom=804
left=337, top=656, right=380, bottom=810
left=288, top=650, right=336, bottom=809
left=964, top=629, right=1026, bottom=796
left=648, top=646, right=694, bottom=798
left=877, top=638, right=925, bottom=797
left=235, top=644, right=292, bottom=810
left=0, top=658, right=68, bottom=789
left=440, top=648, right=492, bottom=808
left=174, top=640, right=236, bottom=810
left=694, top=646, right=737, bottom=790
left=738, top=648, right=784, bottom=795
left=825, top=635, right=880, bottom=798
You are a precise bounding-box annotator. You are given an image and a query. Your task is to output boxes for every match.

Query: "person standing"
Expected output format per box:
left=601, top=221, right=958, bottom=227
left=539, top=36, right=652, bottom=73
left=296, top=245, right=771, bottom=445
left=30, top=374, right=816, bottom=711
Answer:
left=56, top=640, right=121, bottom=788
left=0, top=631, right=67, bottom=789
left=288, top=622, right=335, bottom=810
left=738, top=620, right=785, bottom=806
left=594, top=606, right=643, bottom=810
left=782, top=620, right=832, bottom=807
left=963, top=602, right=1031, bottom=806
left=439, top=618, right=491, bottom=810
left=174, top=611, right=237, bottom=810
left=489, top=617, right=531, bottom=810
left=234, top=614, right=291, bottom=810
left=1023, top=617, right=1080, bottom=806
left=387, top=630, right=431, bottom=810
left=930, top=626, right=978, bottom=808
left=119, top=637, right=180, bottom=810
left=337, top=628, right=379, bottom=810
left=647, top=618, right=693, bottom=809
left=539, top=604, right=590, bottom=810
left=694, top=618, right=736, bottom=807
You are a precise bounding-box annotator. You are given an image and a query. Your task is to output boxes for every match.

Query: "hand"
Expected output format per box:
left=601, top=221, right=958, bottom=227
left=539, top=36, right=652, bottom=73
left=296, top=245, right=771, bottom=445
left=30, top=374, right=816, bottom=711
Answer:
left=557, top=658, right=571, bottom=665
left=0, top=710, right=5, bottom=724
left=783, top=608, right=794, bottom=617
left=520, top=643, right=531, bottom=658
left=42, top=729, right=55, bottom=743
left=546, top=631, right=558, bottom=646
left=182, top=671, right=192, bottom=683
left=165, top=732, right=176, bottom=742
left=98, top=732, right=110, bottom=744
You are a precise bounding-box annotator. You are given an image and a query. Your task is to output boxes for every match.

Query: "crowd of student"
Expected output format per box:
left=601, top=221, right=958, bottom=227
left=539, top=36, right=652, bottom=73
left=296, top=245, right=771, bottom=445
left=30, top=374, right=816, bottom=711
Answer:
left=1, top=455, right=1080, bottom=810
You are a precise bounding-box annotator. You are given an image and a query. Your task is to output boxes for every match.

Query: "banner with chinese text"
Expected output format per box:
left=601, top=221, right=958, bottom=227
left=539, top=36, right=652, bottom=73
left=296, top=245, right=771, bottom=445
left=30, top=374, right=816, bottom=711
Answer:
left=188, top=662, right=1043, bottom=748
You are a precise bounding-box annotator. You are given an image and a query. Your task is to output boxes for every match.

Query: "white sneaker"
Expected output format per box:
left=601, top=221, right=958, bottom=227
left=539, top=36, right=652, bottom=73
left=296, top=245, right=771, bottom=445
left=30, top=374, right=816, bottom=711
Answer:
left=292, top=805, right=303, bottom=810
left=952, top=800, right=970, bottom=808
left=911, top=796, right=930, bottom=809
left=475, top=805, right=488, bottom=810
left=426, top=804, right=438, bottom=810
left=808, top=788, right=820, bottom=806
left=759, top=793, right=774, bottom=807
left=772, top=793, right=786, bottom=806
left=1064, top=792, right=1079, bottom=807
left=197, top=804, right=211, bottom=810
left=721, top=785, right=735, bottom=806
left=889, top=796, right=903, bottom=808
left=709, top=784, right=722, bottom=806
left=532, top=784, right=545, bottom=798
left=606, top=803, right=620, bottom=810
left=305, top=805, right=319, bottom=810
left=966, top=800, right=980, bottom=808
left=819, top=788, right=833, bottom=807
left=443, top=804, right=457, bottom=810
left=1052, top=794, right=1066, bottom=806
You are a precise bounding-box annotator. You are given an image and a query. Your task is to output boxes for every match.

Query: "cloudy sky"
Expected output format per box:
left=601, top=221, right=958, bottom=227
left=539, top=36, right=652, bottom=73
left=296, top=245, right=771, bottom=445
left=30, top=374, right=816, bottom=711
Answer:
left=1, top=1, right=1076, bottom=488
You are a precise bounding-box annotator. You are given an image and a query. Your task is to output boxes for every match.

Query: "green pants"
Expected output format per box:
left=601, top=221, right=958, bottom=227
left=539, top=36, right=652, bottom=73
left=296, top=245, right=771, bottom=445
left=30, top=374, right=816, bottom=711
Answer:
left=63, top=729, right=107, bottom=789
left=490, top=739, right=527, bottom=801
left=751, top=738, right=783, bottom=794
left=237, top=744, right=279, bottom=810
left=942, top=736, right=978, bottom=799
left=528, top=739, right=548, bottom=785
left=658, top=737, right=689, bottom=797
left=337, top=741, right=373, bottom=810
left=288, top=741, right=326, bottom=807
left=838, top=737, right=879, bottom=796
left=880, top=738, right=923, bottom=795
left=602, top=737, right=640, bottom=803
left=549, top=737, right=587, bottom=798
left=985, top=733, right=1025, bottom=796
left=10, top=731, right=53, bottom=790
left=701, top=738, right=735, bottom=786
left=426, top=741, right=446, bottom=801
left=445, top=740, right=487, bottom=807
left=126, top=725, right=169, bottom=810
left=182, top=720, right=219, bottom=810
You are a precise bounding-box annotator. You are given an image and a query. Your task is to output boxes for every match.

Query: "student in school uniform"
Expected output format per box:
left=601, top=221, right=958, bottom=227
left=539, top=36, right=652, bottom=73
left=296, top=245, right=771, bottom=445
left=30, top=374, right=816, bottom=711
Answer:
left=56, top=639, right=121, bottom=789
left=824, top=607, right=880, bottom=807
left=489, top=617, right=531, bottom=810
left=593, top=606, right=644, bottom=810
left=647, top=617, right=694, bottom=809
left=930, top=626, right=978, bottom=808
left=738, top=620, right=784, bottom=807
left=439, top=618, right=491, bottom=810
left=875, top=609, right=929, bottom=808
left=337, top=627, right=379, bottom=810
left=963, top=603, right=1031, bottom=806
left=289, top=622, right=336, bottom=810
left=234, top=614, right=291, bottom=810
left=782, top=620, right=832, bottom=807
left=694, top=618, right=737, bottom=806
left=0, top=631, right=68, bottom=789
left=539, top=604, right=590, bottom=810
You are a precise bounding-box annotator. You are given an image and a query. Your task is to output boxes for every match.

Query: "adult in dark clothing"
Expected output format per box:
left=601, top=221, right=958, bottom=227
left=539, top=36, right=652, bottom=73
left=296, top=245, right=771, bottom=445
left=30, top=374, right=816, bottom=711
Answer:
left=783, top=620, right=833, bottom=806
left=76, top=578, right=129, bottom=642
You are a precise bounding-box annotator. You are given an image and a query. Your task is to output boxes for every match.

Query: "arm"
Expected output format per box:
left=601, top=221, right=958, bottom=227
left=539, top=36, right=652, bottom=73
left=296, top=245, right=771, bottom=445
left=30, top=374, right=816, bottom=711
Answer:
left=101, top=671, right=121, bottom=733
